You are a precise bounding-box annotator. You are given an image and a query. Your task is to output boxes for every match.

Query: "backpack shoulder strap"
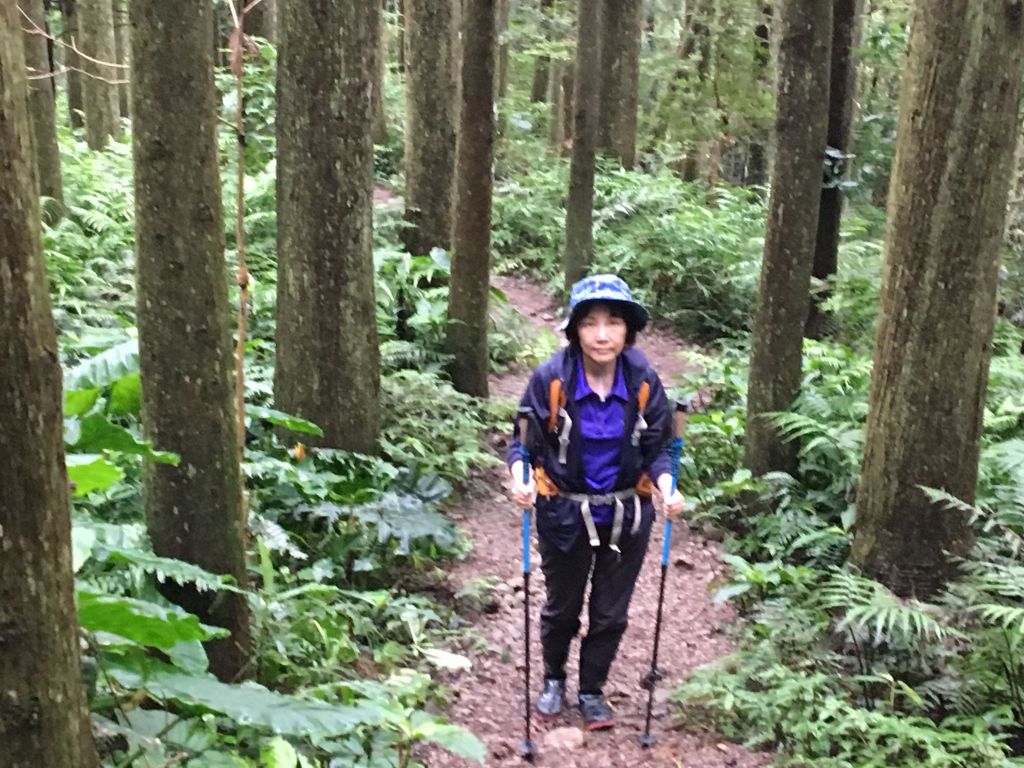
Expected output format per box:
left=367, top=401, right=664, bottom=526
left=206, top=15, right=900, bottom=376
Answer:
left=547, top=377, right=566, bottom=433
left=637, top=380, right=650, bottom=413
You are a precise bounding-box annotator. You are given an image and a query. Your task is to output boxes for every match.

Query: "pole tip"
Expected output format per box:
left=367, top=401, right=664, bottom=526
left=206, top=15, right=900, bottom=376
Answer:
left=517, top=739, right=538, bottom=762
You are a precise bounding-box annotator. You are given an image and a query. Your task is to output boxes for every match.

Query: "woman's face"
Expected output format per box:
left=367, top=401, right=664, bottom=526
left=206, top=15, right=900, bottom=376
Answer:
left=576, top=304, right=628, bottom=367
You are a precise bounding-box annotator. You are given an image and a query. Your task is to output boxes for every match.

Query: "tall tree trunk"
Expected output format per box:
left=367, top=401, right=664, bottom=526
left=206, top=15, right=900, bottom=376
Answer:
left=530, top=0, right=554, bottom=102
left=495, top=0, right=510, bottom=99
left=745, top=3, right=772, bottom=186
left=0, top=7, right=98, bottom=763
left=275, top=0, right=381, bottom=452
left=130, top=0, right=251, bottom=681
left=562, top=0, right=603, bottom=292
left=548, top=59, right=564, bottom=152
left=61, top=0, right=84, bottom=128
left=851, top=0, right=1024, bottom=597
left=397, top=0, right=406, bottom=73
left=113, top=0, right=129, bottom=117
left=372, top=0, right=389, bottom=145
left=22, top=0, right=64, bottom=208
left=805, top=0, right=862, bottom=339
left=560, top=66, right=573, bottom=156
left=743, top=0, right=832, bottom=477
left=447, top=0, right=496, bottom=396
left=597, top=0, right=642, bottom=168
left=403, top=0, right=457, bottom=255
left=80, top=0, right=120, bottom=149
left=245, top=0, right=276, bottom=42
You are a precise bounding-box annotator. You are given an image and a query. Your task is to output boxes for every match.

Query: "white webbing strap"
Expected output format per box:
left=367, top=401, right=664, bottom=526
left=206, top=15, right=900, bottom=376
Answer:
left=557, top=408, right=572, bottom=464
left=563, top=489, right=640, bottom=552
left=578, top=497, right=600, bottom=547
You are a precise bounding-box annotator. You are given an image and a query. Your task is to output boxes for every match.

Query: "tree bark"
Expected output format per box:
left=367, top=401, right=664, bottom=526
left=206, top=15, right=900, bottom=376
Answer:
left=562, top=0, right=603, bottom=291
left=0, top=6, right=98, bottom=762
left=597, top=0, right=642, bottom=168
left=245, top=0, right=276, bottom=42
left=851, top=0, right=1024, bottom=597
left=745, top=3, right=773, bottom=186
left=495, top=0, right=510, bottom=99
left=112, top=0, right=129, bottom=117
left=397, top=0, right=406, bottom=73
left=79, top=0, right=120, bottom=149
left=22, top=0, right=64, bottom=208
left=743, top=0, right=832, bottom=477
left=403, top=0, right=458, bottom=255
left=372, top=0, right=389, bottom=145
left=130, top=0, right=251, bottom=680
left=447, top=0, right=496, bottom=397
left=275, top=0, right=382, bottom=452
left=560, top=66, right=573, bottom=155
left=530, top=0, right=554, bottom=102
left=60, top=0, right=84, bottom=128
left=547, top=59, right=564, bottom=152
left=805, top=0, right=862, bottom=339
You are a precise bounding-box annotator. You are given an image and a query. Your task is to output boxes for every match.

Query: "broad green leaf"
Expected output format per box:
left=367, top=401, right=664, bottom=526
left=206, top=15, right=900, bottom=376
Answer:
left=65, top=339, right=139, bottom=390
left=420, top=647, right=472, bottom=671
left=108, top=372, right=142, bottom=415
left=66, top=454, right=124, bottom=495
left=64, top=387, right=101, bottom=417
left=108, top=664, right=383, bottom=737
left=414, top=721, right=486, bottom=763
left=167, top=639, right=210, bottom=675
left=71, top=526, right=97, bottom=572
left=77, top=591, right=227, bottom=648
left=260, top=737, right=298, bottom=768
left=246, top=405, right=324, bottom=436
left=68, top=413, right=179, bottom=464
left=713, top=583, right=751, bottom=604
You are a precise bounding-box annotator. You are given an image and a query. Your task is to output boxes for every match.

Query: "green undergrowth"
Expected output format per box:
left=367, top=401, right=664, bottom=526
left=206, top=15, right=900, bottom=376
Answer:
left=670, top=319, right=1024, bottom=767
left=47, top=91, right=512, bottom=763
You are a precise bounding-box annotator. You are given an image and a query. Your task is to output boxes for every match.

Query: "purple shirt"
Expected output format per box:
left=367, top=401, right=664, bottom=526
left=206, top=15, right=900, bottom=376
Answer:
left=574, top=357, right=628, bottom=525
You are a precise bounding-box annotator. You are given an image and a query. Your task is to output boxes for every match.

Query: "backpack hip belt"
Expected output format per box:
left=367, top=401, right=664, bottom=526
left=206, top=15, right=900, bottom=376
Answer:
left=561, top=489, right=642, bottom=553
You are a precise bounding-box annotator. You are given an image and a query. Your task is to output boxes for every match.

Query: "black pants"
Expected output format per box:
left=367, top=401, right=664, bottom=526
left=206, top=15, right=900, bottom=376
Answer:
left=538, top=521, right=651, bottom=694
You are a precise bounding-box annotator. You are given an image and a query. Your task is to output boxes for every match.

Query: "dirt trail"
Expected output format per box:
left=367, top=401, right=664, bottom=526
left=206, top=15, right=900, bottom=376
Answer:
left=428, top=277, right=772, bottom=768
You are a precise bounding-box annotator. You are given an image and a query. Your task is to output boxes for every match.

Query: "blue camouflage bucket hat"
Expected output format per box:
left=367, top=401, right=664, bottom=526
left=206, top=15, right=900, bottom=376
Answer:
left=558, top=274, right=650, bottom=333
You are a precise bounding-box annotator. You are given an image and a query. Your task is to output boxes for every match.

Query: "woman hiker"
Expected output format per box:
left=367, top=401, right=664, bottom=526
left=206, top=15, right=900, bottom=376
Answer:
left=507, top=274, right=686, bottom=731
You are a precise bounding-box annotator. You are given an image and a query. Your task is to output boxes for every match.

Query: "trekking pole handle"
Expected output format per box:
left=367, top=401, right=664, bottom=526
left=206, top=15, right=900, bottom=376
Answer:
left=662, top=399, right=692, bottom=566
left=517, top=408, right=533, bottom=574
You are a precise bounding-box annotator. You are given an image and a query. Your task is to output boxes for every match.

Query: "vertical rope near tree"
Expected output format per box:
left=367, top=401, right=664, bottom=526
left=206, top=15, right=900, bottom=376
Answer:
left=226, top=0, right=264, bottom=520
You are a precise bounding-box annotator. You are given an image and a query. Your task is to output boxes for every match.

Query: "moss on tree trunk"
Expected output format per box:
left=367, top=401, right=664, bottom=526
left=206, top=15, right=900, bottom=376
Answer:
left=562, top=0, right=603, bottom=291
left=447, top=0, right=496, bottom=397
left=743, top=0, right=832, bottom=477
left=80, top=0, right=120, bottom=149
left=0, top=6, right=98, bottom=763
left=403, top=0, right=457, bottom=255
left=130, top=0, right=251, bottom=680
left=852, top=0, right=1024, bottom=597
left=275, top=0, right=382, bottom=452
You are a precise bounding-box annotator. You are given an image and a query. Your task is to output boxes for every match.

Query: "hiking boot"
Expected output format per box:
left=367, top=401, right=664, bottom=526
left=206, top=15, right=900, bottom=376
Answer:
left=536, top=678, right=566, bottom=718
left=578, top=692, right=614, bottom=731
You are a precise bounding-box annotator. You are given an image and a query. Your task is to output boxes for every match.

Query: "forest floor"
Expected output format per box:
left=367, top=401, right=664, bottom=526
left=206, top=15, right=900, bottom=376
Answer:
left=424, top=277, right=773, bottom=767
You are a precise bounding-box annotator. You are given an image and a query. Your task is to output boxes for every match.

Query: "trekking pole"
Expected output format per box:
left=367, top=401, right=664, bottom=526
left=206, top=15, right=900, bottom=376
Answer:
left=639, top=398, right=692, bottom=748
left=515, top=407, right=538, bottom=763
